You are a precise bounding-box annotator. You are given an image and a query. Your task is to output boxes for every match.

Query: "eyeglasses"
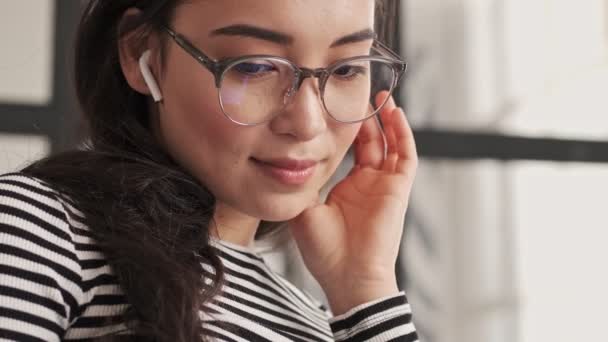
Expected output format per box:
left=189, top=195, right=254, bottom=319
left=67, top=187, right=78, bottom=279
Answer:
left=164, top=27, right=407, bottom=126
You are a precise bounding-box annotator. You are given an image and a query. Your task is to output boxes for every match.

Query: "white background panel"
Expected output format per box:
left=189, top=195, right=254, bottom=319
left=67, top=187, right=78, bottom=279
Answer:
left=0, top=134, right=49, bottom=174
left=0, top=0, right=55, bottom=105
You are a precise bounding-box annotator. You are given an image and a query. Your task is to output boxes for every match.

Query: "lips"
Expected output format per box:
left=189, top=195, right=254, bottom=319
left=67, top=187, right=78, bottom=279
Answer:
left=251, top=158, right=318, bottom=185
left=253, top=158, right=318, bottom=170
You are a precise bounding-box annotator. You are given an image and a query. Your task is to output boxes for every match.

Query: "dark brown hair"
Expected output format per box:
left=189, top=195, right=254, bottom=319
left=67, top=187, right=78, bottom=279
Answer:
left=22, top=1, right=398, bottom=341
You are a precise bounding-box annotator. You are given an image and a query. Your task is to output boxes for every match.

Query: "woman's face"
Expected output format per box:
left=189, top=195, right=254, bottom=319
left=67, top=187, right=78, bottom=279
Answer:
left=155, top=0, right=376, bottom=221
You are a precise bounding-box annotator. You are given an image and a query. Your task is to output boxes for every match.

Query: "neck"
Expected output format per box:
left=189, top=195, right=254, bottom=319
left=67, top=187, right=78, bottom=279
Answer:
left=211, top=202, right=260, bottom=248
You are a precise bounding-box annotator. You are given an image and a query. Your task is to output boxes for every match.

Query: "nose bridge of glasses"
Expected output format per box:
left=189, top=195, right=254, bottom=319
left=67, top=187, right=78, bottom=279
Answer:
left=282, top=67, right=326, bottom=109
left=293, top=67, right=328, bottom=92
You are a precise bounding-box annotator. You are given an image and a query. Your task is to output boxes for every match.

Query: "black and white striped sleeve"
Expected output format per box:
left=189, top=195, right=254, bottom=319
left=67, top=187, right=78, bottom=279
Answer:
left=0, top=173, right=83, bottom=341
left=327, top=291, right=419, bottom=342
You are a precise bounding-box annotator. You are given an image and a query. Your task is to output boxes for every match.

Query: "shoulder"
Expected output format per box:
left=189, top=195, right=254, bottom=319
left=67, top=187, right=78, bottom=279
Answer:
left=0, top=172, right=76, bottom=243
left=0, top=172, right=92, bottom=242
left=0, top=172, right=129, bottom=340
left=0, top=172, right=107, bottom=309
left=0, top=173, right=83, bottom=333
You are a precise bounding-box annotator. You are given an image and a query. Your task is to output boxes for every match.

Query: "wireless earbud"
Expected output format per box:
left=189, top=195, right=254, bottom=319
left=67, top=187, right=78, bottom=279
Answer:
left=138, top=50, right=163, bottom=102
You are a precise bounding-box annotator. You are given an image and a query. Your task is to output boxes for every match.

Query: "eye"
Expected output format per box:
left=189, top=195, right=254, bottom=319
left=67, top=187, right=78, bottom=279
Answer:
left=332, top=64, right=368, bottom=80
left=233, top=61, right=276, bottom=76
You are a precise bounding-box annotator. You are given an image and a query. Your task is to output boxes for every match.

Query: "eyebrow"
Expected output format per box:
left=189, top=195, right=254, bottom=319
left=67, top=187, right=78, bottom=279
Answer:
left=210, top=24, right=376, bottom=47
left=330, top=29, right=377, bottom=47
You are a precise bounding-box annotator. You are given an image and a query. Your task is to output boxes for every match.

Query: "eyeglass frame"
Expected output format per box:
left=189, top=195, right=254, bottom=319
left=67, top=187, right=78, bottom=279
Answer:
left=163, top=26, right=407, bottom=126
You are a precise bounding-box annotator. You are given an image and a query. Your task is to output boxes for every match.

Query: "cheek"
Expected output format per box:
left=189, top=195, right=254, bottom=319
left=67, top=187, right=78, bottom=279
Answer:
left=157, top=72, right=252, bottom=188
left=324, top=123, right=361, bottom=174
left=334, top=122, right=361, bottom=157
left=159, top=49, right=227, bottom=145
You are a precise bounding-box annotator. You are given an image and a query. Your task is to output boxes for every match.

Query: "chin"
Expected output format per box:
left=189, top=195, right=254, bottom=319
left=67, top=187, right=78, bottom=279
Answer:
left=251, top=195, right=315, bottom=222
left=256, top=205, right=307, bottom=222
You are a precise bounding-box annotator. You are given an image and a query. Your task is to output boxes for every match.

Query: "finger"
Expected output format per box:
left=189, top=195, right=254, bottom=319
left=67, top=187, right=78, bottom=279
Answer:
left=391, top=107, right=418, bottom=174
left=380, top=107, right=399, bottom=172
left=375, top=91, right=397, bottom=142
left=374, top=91, right=399, bottom=171
left=375, top=90, right=397, bottom=116
left=354, top=108, right=386, bottom=170
left=382, top=151, right=400, bottom=173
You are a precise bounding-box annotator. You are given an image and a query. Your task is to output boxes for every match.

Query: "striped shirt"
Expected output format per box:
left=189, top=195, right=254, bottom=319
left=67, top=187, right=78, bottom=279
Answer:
left=0, top=173, right=418, bottom=341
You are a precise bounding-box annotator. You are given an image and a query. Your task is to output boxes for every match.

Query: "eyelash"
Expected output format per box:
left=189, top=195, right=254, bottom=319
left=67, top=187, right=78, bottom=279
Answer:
left=233, top=62, right=277, bottom=76
left=332, top=65, right=368, bottom=80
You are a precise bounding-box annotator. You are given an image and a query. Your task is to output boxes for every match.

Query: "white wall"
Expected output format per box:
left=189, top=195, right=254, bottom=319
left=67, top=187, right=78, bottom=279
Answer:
left=0, top=0, right=55, bottom=105
left=401, top=0, right=608, bottom=341
left=0, top=0, right=55, bottom=173
left=0, top=134, right=49, bottom=174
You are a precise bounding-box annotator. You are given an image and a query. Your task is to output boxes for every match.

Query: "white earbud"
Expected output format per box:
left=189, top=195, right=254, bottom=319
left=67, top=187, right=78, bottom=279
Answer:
left=138, top=50, right=163, bottom=102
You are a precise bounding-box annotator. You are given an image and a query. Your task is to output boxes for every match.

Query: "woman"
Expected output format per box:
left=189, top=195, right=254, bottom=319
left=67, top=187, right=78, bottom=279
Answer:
left=0, top=0, right=418, bottom=341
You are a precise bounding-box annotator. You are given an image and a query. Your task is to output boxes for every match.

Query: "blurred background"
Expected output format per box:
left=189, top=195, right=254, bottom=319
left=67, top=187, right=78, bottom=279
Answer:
left=1, top=1, right=607, bottom=341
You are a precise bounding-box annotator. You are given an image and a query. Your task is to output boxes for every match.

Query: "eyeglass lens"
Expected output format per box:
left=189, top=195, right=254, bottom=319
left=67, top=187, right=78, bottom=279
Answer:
left=219, top=57, right=397, bottom=125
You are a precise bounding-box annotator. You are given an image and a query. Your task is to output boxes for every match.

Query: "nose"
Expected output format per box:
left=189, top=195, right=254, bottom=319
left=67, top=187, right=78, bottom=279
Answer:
left=269, top=77, right=328, bottom=141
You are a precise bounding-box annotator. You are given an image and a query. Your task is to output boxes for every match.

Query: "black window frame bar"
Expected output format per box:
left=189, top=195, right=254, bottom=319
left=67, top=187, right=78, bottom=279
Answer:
left=1, top=1, right=607, bottom=162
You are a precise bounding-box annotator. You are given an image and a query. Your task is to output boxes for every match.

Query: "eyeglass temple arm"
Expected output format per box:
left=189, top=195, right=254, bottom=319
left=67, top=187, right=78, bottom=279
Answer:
left=373, top=40, right=406, bottom=72
left=163, top=27, right=217, bottom=73
left=372, top=39, right=400, bottom=59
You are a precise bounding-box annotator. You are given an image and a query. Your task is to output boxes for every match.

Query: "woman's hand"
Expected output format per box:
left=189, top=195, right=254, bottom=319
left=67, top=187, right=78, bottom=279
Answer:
left=288, top=91, right=418, bottom=315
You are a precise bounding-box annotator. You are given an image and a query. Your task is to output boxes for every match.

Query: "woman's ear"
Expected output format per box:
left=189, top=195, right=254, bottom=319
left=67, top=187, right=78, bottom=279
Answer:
left=117, top=8, right=163, bottom=101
